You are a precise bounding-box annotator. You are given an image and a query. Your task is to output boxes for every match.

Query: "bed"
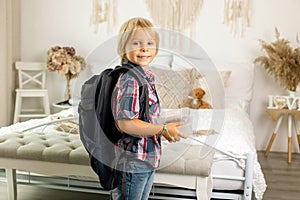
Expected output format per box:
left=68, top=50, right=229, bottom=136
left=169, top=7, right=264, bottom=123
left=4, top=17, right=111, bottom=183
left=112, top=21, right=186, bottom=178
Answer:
left=0, top=52, right=267, bottom=200
left=84, top=50, right=267, bottom=199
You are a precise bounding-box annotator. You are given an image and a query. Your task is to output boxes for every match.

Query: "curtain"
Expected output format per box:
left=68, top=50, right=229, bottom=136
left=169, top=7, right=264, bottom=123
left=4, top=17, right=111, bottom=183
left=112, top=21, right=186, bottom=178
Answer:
left=0, top=0, right=20, bottom=126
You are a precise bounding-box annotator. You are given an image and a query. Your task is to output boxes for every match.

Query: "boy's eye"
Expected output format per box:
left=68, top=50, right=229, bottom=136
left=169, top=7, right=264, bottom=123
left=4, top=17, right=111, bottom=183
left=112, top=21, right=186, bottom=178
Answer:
left=130, top=40, right=156, bottom=48
left=132, top=41, right=140, bottom=46
left=148, top=41, right=155, bottom=46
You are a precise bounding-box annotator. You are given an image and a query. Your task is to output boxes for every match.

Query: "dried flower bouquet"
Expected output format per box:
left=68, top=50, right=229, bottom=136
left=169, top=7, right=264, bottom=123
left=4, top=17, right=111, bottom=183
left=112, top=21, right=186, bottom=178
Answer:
left=47, top=46, right=86, bottom=100
left=254, top=28, right=300, bottom=92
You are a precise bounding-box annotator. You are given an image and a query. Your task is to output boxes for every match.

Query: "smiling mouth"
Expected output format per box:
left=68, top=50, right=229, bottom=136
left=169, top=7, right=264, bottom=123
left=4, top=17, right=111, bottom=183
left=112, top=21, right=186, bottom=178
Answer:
left=137, top=56, right=150, bottom=60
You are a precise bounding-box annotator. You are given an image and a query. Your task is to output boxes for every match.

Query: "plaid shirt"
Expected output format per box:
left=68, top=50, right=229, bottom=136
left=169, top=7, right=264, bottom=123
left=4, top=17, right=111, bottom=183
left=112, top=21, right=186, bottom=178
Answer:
left=111, top=62, right=161, bottom=168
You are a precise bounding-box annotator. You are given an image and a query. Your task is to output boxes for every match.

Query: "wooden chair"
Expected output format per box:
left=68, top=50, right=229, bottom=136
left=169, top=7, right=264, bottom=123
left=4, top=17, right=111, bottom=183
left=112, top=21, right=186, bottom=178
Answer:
left=13, top=62, right=50, bottom=123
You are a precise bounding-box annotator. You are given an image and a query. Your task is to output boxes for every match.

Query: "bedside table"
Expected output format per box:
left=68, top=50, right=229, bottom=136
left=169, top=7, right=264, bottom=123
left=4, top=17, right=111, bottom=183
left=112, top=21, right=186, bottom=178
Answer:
left=265, top=108, right=300, bottom=163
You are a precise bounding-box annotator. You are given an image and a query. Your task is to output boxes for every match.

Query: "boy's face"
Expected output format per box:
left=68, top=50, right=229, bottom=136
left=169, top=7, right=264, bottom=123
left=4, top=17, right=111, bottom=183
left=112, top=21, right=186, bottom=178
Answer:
left=125, top=28, right=157, bottom=68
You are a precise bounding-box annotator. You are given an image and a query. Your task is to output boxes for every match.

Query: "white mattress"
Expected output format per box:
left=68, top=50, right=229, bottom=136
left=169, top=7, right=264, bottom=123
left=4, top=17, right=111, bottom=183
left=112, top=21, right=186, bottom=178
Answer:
left=212, top=154, right=244, bottom=190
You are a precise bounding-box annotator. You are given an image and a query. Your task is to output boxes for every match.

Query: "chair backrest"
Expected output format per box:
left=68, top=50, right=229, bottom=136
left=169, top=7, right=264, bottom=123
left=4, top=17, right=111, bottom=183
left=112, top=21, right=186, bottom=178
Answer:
left=15, top=62, right=47, bottom=89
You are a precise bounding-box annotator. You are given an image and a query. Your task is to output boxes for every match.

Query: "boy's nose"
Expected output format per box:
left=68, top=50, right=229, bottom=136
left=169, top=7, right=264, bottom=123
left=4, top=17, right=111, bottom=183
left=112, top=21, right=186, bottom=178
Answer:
left=140, top=47, right=148, bottom=52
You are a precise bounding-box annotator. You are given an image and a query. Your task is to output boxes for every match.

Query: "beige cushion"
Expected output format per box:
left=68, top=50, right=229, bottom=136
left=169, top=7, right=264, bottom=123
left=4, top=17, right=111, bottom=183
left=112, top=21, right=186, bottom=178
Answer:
left=0, top=132, right=89, bottom=165
left=158, top=143, right=214, bottom=176
left=150, top=66, right=202, bottom=109
left=0, top=132, right=214, bottom=177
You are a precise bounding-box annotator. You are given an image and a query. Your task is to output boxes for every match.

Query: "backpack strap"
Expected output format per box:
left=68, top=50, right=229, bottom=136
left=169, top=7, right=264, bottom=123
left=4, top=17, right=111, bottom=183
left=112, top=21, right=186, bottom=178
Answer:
left=138, top=83, right=150, bottom=122
left=112, top=64, right=150, bottom=122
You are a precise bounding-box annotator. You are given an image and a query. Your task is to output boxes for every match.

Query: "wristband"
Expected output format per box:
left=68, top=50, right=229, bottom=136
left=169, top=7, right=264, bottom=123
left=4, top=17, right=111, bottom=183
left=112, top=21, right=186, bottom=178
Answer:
left=160, top=123, right=175, bottom=142
left=165, top=129, right=175, bottom=142
left=159, top=123, right=167, bottom=137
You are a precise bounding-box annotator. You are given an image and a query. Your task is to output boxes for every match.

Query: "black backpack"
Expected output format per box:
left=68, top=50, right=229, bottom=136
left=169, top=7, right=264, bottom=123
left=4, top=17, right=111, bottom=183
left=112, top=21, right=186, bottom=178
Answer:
left=78, top=63, right=149, bottom=190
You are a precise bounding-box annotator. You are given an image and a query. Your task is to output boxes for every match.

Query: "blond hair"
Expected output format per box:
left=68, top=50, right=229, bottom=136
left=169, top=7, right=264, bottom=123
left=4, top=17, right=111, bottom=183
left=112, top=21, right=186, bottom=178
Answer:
left=117, top=17, right=159, bottom=63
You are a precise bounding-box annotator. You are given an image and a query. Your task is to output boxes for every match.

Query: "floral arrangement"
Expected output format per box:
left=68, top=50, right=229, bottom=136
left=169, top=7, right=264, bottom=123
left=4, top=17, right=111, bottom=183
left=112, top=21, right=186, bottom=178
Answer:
left=47, top=46, right=86, bottom=100
left=254, top=27, right=300, bottom=92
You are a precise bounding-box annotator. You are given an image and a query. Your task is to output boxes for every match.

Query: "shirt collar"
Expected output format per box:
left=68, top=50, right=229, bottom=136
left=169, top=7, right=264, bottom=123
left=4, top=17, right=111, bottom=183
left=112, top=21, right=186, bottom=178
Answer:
left=122, top=59, right=147, bottom=79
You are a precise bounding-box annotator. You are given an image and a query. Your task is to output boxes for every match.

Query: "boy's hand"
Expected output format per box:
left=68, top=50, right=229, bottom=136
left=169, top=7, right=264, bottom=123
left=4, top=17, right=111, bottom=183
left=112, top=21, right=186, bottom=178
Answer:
left=164, top=122, right=187, bottom=143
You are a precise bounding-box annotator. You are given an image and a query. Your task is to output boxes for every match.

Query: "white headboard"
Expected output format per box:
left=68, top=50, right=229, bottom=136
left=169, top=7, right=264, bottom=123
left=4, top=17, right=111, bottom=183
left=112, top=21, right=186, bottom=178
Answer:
left=73, top=51, right=254, bottom=111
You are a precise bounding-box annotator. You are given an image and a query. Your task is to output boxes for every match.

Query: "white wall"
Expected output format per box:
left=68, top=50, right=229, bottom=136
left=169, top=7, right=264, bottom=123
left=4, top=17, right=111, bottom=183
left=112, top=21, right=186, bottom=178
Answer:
left=20, top=0, right=300, bottom=152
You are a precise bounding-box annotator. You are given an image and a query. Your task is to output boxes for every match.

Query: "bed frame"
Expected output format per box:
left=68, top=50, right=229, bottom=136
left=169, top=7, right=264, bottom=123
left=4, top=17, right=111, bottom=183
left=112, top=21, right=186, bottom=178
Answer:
left=0, top=117, right=254, bottom=200
left=211, top=152, right=254, bottom=199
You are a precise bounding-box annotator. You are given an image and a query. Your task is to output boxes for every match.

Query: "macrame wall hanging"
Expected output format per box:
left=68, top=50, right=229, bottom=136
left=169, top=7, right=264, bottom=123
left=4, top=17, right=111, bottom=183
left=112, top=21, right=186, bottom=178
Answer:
left=90, top=0, right=118, bottom=33
left=223, top=0, right=250, bottom=37
left=145, top=0, right=203, bottom=41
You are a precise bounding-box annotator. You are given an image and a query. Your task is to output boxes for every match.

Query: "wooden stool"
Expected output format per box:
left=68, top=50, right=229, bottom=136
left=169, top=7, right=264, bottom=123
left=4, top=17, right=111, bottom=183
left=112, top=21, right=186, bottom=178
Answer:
left=13, top=62, right=50, bottom=123
left=265, top=109, right=300, bottom=163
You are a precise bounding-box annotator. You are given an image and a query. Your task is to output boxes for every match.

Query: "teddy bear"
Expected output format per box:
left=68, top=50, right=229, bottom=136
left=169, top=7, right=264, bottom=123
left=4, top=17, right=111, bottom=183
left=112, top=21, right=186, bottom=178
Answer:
left=178, top=96, right=194, bottom=108
left=191, top=87, right=212, bottom=109
left=179, top=87, right=212, bottom=109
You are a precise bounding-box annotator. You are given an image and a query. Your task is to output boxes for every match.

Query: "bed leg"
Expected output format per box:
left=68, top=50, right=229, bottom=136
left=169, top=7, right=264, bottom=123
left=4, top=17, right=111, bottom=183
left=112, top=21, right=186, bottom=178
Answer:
left=243, top=152, right=254, bottom=200
left=6, top=168, right=17, bottom=200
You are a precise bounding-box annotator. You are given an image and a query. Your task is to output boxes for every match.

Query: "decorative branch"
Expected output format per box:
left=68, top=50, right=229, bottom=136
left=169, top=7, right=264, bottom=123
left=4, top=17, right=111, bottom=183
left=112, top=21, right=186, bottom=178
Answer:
left=223, top=0, right=250, bottom=37
left=145, top=0, right=203, bottom=40
left=254, top=27, right=300, bottom=92
left=90, top=0, right=118, bottom=33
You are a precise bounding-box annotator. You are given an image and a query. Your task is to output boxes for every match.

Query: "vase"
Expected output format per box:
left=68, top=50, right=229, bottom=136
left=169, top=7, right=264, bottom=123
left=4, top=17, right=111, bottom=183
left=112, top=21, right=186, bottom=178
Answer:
left=288, top=90, right=296, bottom=97
left=65, top=75, right=71, bottom=100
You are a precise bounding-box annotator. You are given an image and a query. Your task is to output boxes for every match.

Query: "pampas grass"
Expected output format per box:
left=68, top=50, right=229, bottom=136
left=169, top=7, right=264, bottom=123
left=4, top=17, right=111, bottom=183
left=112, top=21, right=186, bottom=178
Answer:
left=254, top=27, right=300, bottom=92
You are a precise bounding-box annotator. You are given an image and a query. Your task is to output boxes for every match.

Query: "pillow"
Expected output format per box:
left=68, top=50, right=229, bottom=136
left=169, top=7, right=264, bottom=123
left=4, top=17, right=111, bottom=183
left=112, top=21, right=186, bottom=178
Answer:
left=171, top=55, right=213, bottom=70
left=194, top=70, right=232, bottom=88
left=213, top=60, right=255, bottom=110
left=151, top=54, right=173, bottom=68
left=150, top=66, right=202, bottom=108
left=191, top=70, right=231, bottom=106
left=219, top=70, right=232, bottom=87
left=171, top=55, right=232, bottom=85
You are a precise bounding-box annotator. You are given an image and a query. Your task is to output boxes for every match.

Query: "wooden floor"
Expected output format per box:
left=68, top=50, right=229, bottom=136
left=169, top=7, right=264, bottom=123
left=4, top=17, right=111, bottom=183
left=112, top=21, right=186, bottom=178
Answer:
left=257, top=151, right=300, bottom=200
left=0, top=151, right=299, bottom=200
left=0, top=182, right=110, bottom=200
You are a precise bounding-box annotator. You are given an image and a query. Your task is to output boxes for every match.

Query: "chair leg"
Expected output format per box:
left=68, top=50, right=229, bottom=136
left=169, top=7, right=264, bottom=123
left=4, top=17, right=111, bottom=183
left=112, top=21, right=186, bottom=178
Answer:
left=288, top=115, right=292, bottom=164
left=288, top=137, right=292, bottom=164
left=293, top=117, right=300, bottom=150
left=43, top=93, right=50, bottom=115
left=13, top=93, right=21, bottom=123
left=265, top=133, right=276, bottom=157
left=265, top=115, right=283, bottom=157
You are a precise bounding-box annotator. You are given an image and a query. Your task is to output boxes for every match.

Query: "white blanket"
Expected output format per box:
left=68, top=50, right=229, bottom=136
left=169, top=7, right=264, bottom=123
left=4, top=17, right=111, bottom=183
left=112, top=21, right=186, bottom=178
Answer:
left=161, top=104, right=266, bottom=200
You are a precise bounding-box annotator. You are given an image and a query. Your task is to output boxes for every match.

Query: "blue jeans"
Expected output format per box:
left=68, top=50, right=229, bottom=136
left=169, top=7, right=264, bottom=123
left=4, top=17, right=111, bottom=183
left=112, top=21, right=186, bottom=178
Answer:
left=116, top=160, right=155, bottom=200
